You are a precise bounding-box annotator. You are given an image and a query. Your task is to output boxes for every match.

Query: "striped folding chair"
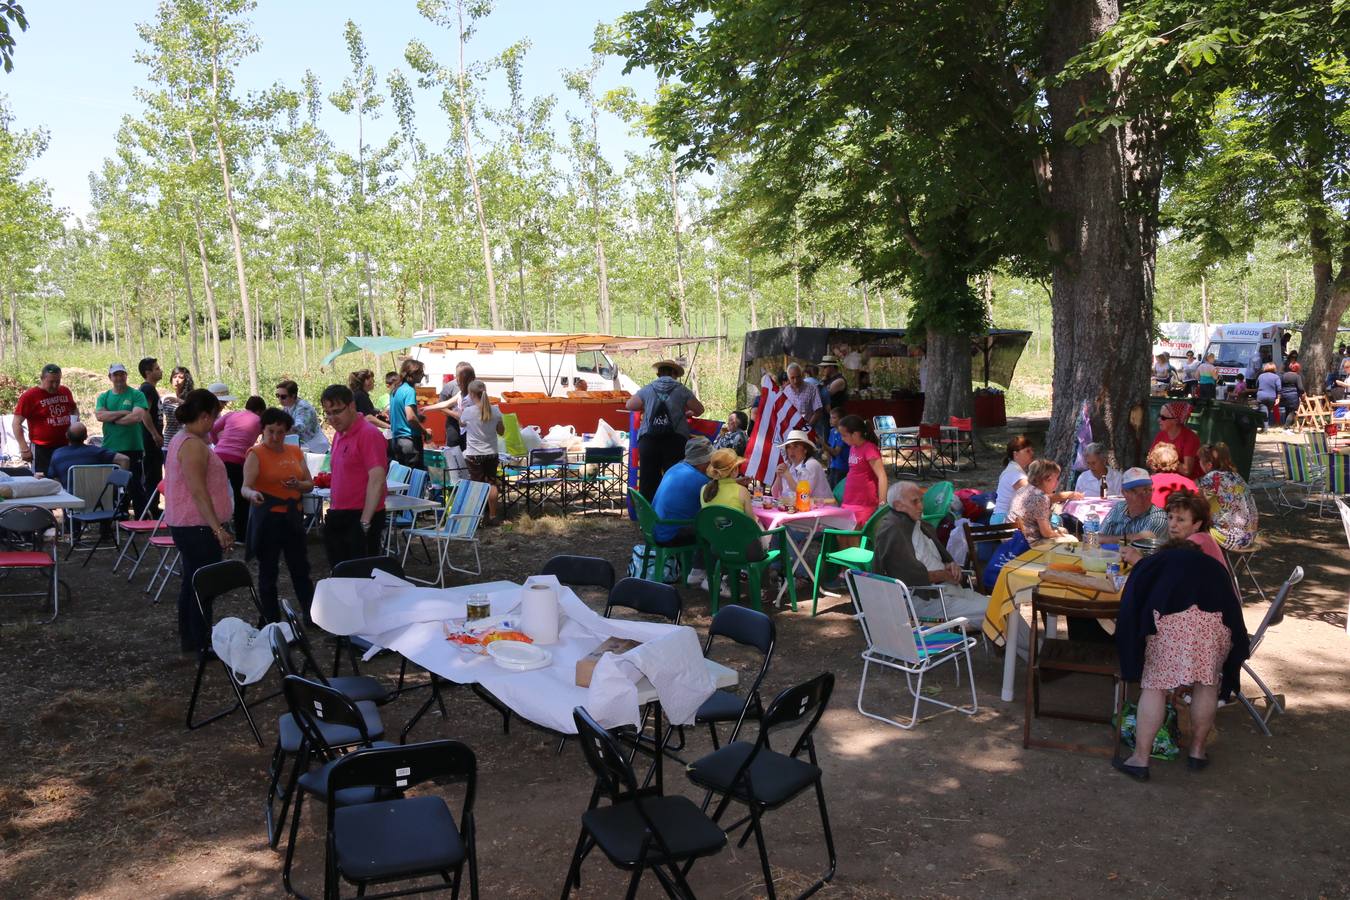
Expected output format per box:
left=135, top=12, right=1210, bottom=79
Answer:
left=1274, top=443, right=1322, bottom=512
left=1322, top=453, right=1350, bottom=518
left=401, top=479, right=490, bottom=586
left=387, top=460, right=413, bottom=485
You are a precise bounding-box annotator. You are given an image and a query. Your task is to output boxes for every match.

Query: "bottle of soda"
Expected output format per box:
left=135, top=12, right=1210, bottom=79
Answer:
left=753, top=481, right=765, bottom=507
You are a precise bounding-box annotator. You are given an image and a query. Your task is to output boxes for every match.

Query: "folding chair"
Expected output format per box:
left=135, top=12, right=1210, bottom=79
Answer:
left=1233, top=567, right=1303, bottom=736
left=604, top=577, right=681, bottom=625
left=1023, top=588, right=1124, bottom=756
left=684, top=673, right=837, bottom=900
left=1273, top=442, right=1323, bottom=513
left=541, top=554, right=616, bottom=592
left=64, top=465, right=129, bottom=564
left=270, top=672, right=388, bottom=892
left=894, top=423, right=942, bottom=478
left=561, top=706, right=726, bottom=900
left=324, top=740, right=480, bottom=900
left=0, top=505, right=64, bottom=623
left=143, top=534, right=180, bottom=603
left=184, top=559, right=276, bottom=746
left=695, top=605, right=774, bottom=749
left=386, top=460, right=413, bottom=485
left=945, top=415, right=976, bottom=468
left=579, top=446, right=627, bottom=511
left=387, top=468, right=430, bottom=556
left=112, top=482, right=165, bottom=576
left=847, top=569, right=977, bottom=729
left=1338, top=498, right=1350, bottom=636
left=508, top=447, right=566, bottom=515
left=872, top=414, right=903, bottom=467
left=961, top=521, right=1019, bottom=594
left=401, top=480, right=490, bottom=586
left=329, top=555, right=407, bottom=678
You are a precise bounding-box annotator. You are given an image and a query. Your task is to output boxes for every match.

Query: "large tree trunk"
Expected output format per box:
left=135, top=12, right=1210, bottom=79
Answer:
left=1041, top=0, right=1162, bottom=476
left=922, top=328, right=973, bottom=422
left=1297, top=244, right=1350, bottom=396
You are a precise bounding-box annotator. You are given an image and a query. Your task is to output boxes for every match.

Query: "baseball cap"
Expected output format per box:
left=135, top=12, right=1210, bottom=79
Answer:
left=108, top=363, right=128, bottom=375
left=41, top=363, right=61, bottom=376
left=1121, top=467, right=1153, bottom=490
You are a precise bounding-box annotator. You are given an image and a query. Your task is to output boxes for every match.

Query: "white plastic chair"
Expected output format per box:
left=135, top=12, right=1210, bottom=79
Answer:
left=401, top=479, right=490, bottom=586
left=846, top=569, right=978, bottom=729
left=1336, top=498, right=1350, bottom=635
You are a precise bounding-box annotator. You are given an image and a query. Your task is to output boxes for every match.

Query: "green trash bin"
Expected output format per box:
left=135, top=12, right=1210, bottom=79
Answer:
left=1145, top=397, right=1263, bottom=480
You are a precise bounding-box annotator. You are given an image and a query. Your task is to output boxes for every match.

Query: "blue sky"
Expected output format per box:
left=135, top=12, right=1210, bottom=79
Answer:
left=3, top=0, right=656, bottom=220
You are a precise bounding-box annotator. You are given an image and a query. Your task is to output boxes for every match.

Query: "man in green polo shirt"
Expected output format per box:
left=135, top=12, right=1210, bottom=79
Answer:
left=95, top=362, right=159, bottom=515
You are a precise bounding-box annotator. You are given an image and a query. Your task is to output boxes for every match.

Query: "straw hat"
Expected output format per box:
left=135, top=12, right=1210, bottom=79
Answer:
left=652, top=358, right=686, bottom=377
left=207, top=382, right=237, bottom=403
left=706, top=448, right=744, bottom=480
left=818, top=354, right=842, bottom=369
left=777, top=429, right=816, bottom=450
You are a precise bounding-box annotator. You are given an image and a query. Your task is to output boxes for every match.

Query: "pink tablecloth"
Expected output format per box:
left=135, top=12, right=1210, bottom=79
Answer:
left=1061, top=497, right=1121, bottom=522
left=752, top=503, right=873, bottom=531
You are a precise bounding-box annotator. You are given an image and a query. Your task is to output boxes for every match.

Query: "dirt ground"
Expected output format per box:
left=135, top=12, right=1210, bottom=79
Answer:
left=1, top=431, right=1348, bottom=899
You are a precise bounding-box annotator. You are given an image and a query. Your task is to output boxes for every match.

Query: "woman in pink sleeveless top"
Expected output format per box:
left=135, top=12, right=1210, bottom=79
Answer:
left=165, top=389, right=234, bottom=652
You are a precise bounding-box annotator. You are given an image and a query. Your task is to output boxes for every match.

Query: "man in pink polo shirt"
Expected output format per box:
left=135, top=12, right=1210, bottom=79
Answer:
left=320, top=383, right=388, bottom=567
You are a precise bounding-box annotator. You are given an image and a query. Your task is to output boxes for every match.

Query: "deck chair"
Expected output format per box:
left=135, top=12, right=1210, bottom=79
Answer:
left=1338, top=498, right=1350, bottom=636
left=64, top=464, right=126, bottom=563
left=386, top=467, right=430, bottom=556
left=847, top=569, right=977, bottom=729
left=1273, top=442, right=1324, bottom=513
left=1232, top=566, right=1302, bottom=736
left=402, top=478, right=490, bottom=586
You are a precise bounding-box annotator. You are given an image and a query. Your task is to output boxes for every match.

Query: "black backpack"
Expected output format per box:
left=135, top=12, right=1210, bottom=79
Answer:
left=645, top=385, right=677, bottom=436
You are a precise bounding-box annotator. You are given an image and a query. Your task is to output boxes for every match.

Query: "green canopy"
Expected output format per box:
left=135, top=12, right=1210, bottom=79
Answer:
left=320, top=335, right=439, bottom=368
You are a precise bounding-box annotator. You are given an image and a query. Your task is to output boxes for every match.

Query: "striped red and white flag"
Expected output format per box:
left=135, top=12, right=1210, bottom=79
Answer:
left=744, top=386, right=810, bottom=483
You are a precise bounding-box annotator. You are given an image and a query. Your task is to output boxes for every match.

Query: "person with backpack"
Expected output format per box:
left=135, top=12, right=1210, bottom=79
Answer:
left=627, top=358, right=704, bottom=501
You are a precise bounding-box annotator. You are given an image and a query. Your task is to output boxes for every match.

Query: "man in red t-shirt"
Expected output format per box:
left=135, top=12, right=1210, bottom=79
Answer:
left=13, top=363, right=79, bottom=477
left=320, top=383, right=388, bottom=568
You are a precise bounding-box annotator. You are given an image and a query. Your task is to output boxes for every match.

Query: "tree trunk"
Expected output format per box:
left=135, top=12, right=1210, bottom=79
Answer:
left=298, top=260, right=309, bottom=371
left=746, top=257, right=758, bottom=330
left=183, top=128, right=222, bottom=380
left=1200, top=273, right=1210, bottom=336
left=456, top=0, right=500, bottom=328
left=922, top=328, right=973, bottom=422
left=669, top=156, right=689, bottom=336
left=1041, top=0, right=1162, bottom=476
left=1283, top=268, right=1292, bottom=322
left=1297, top=242, right=1350, bottom=396
left=861, top=281, right=872, bottom=328
left=1241, top=279, right=1249, bottom=320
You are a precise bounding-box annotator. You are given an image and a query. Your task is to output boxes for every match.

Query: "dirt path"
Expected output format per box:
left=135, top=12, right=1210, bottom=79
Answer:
left=1, top=445, right=1347, bottom=898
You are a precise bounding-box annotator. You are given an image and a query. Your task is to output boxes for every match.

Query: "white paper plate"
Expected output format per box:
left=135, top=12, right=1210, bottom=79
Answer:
left=486, top=640, right=552, bottom=671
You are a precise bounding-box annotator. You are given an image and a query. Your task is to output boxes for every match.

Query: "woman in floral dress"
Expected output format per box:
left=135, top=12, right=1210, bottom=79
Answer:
left=1196, top=443, right=1258, bottom=550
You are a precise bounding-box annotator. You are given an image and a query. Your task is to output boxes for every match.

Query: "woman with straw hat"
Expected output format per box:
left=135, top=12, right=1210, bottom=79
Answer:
left=770, top=429, right=833, bottom=504
left=700, top=447, right=753, bottom=517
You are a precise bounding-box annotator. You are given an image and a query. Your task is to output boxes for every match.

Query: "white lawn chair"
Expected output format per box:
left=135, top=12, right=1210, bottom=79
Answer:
left=401, top=479, right=490, bottom=586
left=847, top=569, right=978, bottom=729
left=1232, top=566, right=1303, bottom=736
left=1336, top=498, right=1350, bottom=635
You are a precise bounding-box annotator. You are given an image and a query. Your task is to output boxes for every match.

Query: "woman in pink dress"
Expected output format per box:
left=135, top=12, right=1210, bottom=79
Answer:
left=838, top=414, right=887, bottom=526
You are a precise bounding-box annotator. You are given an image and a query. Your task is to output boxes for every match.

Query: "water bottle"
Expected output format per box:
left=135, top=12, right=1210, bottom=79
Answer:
left=1083, top=511, right=1100, bottom=553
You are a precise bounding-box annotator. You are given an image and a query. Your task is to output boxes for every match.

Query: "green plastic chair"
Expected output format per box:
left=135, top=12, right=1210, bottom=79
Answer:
left=810, top=505, right=890, bottom=615
left=694, top=506, right=795, bottom=614
left=832, top=476, right=847, bottom=504
left=629, top=488, right=698, bottom=585
left=922, top=481, right=955, bottom=528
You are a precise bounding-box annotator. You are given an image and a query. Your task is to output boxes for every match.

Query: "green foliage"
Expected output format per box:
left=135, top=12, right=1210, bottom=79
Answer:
left=0, top=2, right=26, bottom=74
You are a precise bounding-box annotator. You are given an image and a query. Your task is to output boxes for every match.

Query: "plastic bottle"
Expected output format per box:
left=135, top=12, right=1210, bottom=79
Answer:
left=753, top=481, right=765, bottom=507
left=795, top=479, right=811, bottom=512
left=1083, top=510, right=1100, bottom=553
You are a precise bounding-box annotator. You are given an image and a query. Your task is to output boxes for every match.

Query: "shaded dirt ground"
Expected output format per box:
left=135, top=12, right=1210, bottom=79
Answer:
left=1, top=432, right=1348, bottom=899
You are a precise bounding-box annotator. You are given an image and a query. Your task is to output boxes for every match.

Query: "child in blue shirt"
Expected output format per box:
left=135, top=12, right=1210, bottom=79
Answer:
left=825, top=406, right=850, bottom=487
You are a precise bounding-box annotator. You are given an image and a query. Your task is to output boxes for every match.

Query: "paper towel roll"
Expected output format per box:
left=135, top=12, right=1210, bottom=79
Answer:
left=520, top=582, right=559, bottom=645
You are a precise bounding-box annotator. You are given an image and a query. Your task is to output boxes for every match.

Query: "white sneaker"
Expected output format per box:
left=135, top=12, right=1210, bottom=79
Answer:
left=687, top=567, right=707, bottom=585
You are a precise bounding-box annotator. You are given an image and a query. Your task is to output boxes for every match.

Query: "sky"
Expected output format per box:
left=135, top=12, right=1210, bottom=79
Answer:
left=2, top=0, right=657, bottom=221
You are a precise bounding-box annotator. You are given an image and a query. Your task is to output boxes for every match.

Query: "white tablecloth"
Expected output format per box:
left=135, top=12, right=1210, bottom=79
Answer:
left=311, top=574, right=717, bottom=733
left=0, top=489, right=86, bottom=512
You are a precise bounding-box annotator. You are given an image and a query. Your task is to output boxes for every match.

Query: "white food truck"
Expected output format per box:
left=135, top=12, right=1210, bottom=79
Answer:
left=1152, top=322, right=1210, bottom=362
left=1203, top=321, right=1295, bottom=385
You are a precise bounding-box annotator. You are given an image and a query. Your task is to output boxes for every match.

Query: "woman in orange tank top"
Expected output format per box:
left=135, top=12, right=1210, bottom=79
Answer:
left=242, top=407, right=315, bottom=620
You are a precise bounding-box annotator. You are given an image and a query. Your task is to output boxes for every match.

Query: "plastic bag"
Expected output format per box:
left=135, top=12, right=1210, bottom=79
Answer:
left=1116, top=701, right=1181, bottom=760
left=627, top=544, right=683, bottom=584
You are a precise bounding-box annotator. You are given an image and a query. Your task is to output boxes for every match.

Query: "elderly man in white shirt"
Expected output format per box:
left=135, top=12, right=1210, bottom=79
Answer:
left=871, top=481, right=989, bottom=623
left=1074, top=442, right=1123, bottom=498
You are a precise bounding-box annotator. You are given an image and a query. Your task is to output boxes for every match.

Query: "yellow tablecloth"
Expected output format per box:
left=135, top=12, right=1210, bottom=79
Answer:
left=981, top=546, right=1121, bottom=644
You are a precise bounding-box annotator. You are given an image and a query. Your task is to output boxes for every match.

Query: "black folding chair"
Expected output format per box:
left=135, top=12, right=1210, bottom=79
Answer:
left=696, top=605, right=776, bottom=749
left=604, top=577, right=681, bottom=624
left=325, top=740, right=479, bottom=900
left=685, top=672, right=837, bottom=900
left=541, top=554, right=616, bottom=592
left=330, top=555, right=406, bottom=679
left=184, top=559, right=276, bottom=746
left=560, top=706, right=727, bottom=900
left=266, top=625, right=389, bottom=852
left=273, top=673, right=389, bottom=897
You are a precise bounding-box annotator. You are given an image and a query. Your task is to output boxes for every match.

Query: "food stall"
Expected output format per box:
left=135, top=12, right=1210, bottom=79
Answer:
left=740, top=326, right=1031, bottom=428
